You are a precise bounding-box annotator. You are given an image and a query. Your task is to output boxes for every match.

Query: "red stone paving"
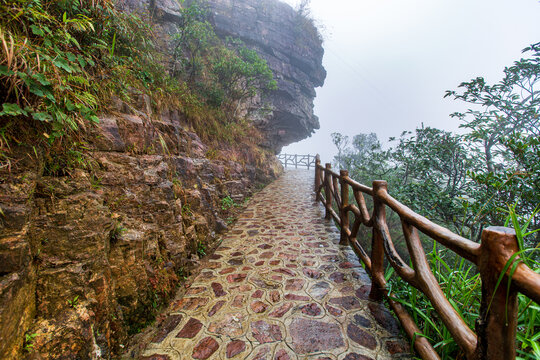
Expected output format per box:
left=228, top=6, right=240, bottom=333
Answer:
left=140, top=170, right=410, bottom=359
left=192, top=337, right=219, bottom=359
left=176, top=318, right=203, bottom=339
left=207, top=300, right=225, bottom=317
left=226, top=340, right=246, bottom=358
left=151, top=315, right=183, bottom=343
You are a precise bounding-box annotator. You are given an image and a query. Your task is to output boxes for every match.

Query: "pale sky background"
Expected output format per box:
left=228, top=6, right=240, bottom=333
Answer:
left=280, top=0, right=540, bottom=163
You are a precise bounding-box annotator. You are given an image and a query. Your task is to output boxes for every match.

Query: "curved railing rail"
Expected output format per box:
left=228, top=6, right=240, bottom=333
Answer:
left=314, top=155, right=540, bottom=360
left=277, top=153, right=316, bottom=169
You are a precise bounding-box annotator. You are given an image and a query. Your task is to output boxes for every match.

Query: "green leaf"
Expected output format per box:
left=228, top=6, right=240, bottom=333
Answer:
left=66, top=52, right=77, bottom=62
left=32, top=73, right=50, bottom=86
left=69, top=36, right=81, bottom=50
left=0, top=103, right=28, bottom=116
left=52, top=57, right=73, bottom=73
left=32, top=112, right=53, bottom=122
left=65, top=100, right=75, bottom=112
left=30, top=25, right=44, bottom=37
left=29, top=86, right=46, bottom=97
left=45, top=92, right=56, bottom=103
left=0, top=65, right=14, bottom=76
left=88, top=115, right=100, bottom=124
left=77, top=55, right=87, bottom=68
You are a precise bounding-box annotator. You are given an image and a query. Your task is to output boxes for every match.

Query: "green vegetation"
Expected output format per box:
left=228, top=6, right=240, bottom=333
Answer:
left=196, top=241, right=206, bottom=258
left=67, top=295, right=79, bottom=308
left=386, top=209, right=540, bottom=359
left=334, top=44, right=540, bottom=242
left=23, top=332, right=37, bottom=353
left=181, top=204, right=193, bottom=218
left=0, top=0, right=155, bottom=147
left=0, top=0, right=277, bottom=172
left=220, top=195, right=235, bottom=210
left=332, top=43, right=540, bottom=359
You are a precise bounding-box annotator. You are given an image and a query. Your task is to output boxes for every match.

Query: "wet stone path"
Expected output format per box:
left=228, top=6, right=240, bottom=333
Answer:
left=141, top=170, right=411, bottom=360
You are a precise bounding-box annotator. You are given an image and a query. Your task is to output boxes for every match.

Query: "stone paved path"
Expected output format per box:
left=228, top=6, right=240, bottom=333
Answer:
left=141, top=170, right=411, bottom=360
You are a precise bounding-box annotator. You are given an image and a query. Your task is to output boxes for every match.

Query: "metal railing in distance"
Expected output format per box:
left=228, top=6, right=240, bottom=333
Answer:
left=277, top=153, right=316, bottom=169
left=313, top=154, right=540, bottom=360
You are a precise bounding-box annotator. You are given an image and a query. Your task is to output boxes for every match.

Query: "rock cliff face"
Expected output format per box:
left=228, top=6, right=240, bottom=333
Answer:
left=120, top=0, right=326, bottom=151
left=0, top=103, right=281, bottom=359
left=0, top=1, right=325, bottom=359
left=206, top=0, right=326, bottom=151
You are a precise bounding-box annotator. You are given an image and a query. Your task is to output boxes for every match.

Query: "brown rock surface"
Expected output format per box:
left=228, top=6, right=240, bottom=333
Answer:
left=289, top=318, right=345, bottom=354
left=226, top=340, right=246, bottom=358
left=0, top=99, right=279, bottom=359
left=250, top=301, right=269, bottom=313
left=251, top=320, right=282, bottom=343
left=192, top=337, right=219, bottom=359
left=176, top=318, right=203, bottom=339
left=208, top=313, right=246, bottom=337
left=205, top=0, right=327, bottom=151
left=152, top=315, right=183, bottom=342
left=347, top=323, right=377, bottom=350
left=268, top=302, right=293, bottom=318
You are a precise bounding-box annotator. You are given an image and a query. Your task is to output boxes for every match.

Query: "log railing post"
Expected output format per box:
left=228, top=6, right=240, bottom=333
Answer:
left=476, top=227, right=519, bottom=360
left=324, top=163, right=332, bottom=220
left=295, top=154, right=298, bottom=169
left=314, top=155, right=321, bottom=193
left=339, top=169, right=349, bottom=245
left=369, top=180, right=388, bottom=301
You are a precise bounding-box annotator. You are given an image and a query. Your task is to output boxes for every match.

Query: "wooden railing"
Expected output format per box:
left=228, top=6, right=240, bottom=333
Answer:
left=277, top=153, right=316, bottom=169
left=314, top=155, right=540, bottom=360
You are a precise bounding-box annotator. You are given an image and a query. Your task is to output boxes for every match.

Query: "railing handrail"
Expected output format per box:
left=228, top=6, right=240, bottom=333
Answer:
left=278, top=153, right=315, bottom=157
left=313, top=154, right=540, bottom=360
left=277, top=153, right=316, bottom=169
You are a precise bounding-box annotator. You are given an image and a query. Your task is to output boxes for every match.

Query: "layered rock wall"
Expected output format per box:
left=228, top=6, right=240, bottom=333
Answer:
left=206, top=0, right=326, bottom=151
left=0, top=103, right=281, bottom=359
left=0, top=0, right=325, bottom=358
left=119, top=0, right=326, bottom=151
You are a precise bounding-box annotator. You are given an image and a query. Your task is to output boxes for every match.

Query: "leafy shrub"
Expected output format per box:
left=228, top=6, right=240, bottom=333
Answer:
left=220, top=195, right=235, bottom=210
left=171, top=2, right=277, bottom=118
left=211, top=39, right=277, bottom=111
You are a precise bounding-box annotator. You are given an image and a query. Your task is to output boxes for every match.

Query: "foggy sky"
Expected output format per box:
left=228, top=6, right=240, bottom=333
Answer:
left=280, top=0, right=540, bottom=164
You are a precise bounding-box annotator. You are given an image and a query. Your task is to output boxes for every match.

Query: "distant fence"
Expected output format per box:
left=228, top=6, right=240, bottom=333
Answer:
left=277, top=154, right=316, bottom=169
left=314, top=154, right=540, bottom=360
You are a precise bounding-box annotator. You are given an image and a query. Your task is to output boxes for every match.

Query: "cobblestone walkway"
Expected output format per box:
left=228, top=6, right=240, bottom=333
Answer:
left=141, top=170, right=410, bottom=360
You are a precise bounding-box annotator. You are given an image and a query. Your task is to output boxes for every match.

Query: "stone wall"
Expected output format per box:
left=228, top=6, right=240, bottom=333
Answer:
left=0, top=0, right=325, bottom=358
left=0, top=101, right=281, bottom=359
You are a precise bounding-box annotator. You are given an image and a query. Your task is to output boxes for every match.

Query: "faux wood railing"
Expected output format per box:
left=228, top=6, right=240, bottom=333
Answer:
left=314, top=156, right=540, bottom=360
left=277, top=153, right=316, bottom=169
